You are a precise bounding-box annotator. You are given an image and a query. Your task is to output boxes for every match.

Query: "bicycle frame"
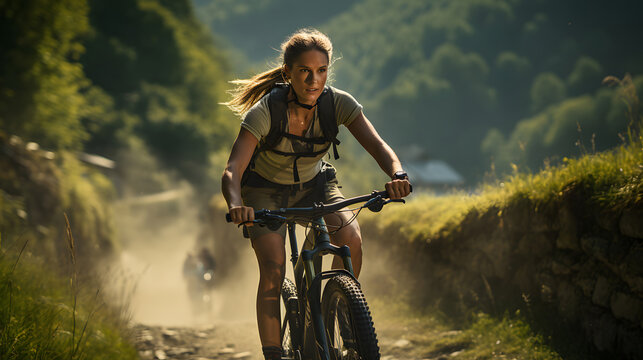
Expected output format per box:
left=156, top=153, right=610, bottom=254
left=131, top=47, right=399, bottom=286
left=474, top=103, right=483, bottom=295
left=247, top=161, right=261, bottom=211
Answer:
left=286, top=216, right=357, bottom=360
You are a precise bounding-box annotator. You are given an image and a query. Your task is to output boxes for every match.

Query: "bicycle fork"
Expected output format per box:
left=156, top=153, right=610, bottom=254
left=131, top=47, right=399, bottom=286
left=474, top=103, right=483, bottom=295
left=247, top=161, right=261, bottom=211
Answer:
left=288, top=218, right=356, bottom=360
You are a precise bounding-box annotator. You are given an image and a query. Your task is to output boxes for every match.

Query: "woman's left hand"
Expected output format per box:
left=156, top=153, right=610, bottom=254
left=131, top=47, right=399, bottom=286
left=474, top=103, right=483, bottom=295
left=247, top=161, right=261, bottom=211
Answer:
left=385, top=178, right=411, bottom=199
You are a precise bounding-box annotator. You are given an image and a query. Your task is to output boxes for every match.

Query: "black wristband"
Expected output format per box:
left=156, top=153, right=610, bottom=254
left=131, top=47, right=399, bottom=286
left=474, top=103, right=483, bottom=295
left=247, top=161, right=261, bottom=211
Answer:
left=393, top=171, right=408, bottom=180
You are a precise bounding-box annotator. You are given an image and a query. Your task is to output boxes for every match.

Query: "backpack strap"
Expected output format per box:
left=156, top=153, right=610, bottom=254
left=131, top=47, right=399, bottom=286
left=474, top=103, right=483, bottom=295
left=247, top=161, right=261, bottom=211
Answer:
left=317, top=87, right=341, bottom=160
left=263, top=84, right=289, bottom=151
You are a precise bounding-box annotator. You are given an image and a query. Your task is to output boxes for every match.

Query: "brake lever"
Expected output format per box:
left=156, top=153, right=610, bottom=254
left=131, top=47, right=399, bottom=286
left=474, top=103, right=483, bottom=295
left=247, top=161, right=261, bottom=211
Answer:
left=235, top=212, right=286, bottom=234
left=365, top=195, right=385, bottom=212
left=237, top=220, right=260, bottom=228
left=365, top=196, right=407, bottom=213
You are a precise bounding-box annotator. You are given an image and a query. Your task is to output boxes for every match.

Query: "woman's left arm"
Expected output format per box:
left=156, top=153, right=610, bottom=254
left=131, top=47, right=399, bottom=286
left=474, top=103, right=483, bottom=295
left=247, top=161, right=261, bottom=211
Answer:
left=347, top=111, right=411, bottom=199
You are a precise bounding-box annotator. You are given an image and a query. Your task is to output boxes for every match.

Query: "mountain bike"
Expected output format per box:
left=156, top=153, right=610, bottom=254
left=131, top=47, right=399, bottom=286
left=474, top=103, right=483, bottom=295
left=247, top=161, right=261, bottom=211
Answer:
left=226, top=190, right=408, bottom=359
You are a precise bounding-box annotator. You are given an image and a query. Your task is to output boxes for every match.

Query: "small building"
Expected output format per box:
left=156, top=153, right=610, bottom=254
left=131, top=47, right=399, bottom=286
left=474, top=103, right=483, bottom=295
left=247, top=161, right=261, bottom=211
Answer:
left=405, top=159, right=464, bottom=188
left=398, top=145, right=464, bottom=192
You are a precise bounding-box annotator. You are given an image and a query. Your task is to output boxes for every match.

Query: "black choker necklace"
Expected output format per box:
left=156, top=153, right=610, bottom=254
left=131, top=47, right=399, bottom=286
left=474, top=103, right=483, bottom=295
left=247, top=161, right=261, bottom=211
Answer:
left=291, top=98, right=317, bottom=110
left=288, top=88, right=317, bottom=110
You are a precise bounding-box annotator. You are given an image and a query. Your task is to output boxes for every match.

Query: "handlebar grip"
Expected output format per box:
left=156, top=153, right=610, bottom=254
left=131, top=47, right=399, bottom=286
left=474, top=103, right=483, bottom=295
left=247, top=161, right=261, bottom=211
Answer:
left=382, top=184, right=413, bottom=199
left=226, top=210, right=263, bottom=222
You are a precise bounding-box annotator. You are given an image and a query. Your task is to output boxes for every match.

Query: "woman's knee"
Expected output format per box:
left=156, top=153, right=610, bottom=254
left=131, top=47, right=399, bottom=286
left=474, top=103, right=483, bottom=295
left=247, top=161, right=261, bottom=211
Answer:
left=333, top=223, right=362, bottom=250
left=347, top=228, right=362, bottom=248
left=258, top=258, right=285, bottom=285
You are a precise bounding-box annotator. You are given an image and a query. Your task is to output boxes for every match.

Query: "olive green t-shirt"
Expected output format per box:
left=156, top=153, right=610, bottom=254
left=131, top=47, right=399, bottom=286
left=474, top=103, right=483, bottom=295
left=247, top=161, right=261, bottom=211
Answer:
left=241, top=86, right=362, bottom=184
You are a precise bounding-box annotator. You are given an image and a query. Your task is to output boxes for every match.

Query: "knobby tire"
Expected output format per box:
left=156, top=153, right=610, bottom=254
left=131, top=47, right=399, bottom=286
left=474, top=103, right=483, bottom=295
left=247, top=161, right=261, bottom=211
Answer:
left=321, top=275, right=380, bottom=360
left=281, top=278, right=302, bottom=359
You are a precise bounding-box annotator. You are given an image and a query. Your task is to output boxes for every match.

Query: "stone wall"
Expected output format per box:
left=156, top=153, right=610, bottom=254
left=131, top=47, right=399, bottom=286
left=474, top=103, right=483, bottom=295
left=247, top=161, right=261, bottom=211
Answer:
left=362, top=192, right=643, bottom=359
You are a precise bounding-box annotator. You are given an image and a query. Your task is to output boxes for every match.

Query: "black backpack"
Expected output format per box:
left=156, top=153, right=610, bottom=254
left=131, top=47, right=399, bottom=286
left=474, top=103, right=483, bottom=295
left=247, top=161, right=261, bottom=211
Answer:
left=253, top=84, right=341, bottom=182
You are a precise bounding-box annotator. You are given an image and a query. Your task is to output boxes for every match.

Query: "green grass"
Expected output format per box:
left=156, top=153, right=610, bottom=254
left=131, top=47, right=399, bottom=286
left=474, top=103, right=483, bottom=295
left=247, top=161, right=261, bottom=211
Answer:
left=455, top=312, right=562, bottom=359
left=0, top=242, right=138, bottom=360
left=372, top=298, right=562, bottom=360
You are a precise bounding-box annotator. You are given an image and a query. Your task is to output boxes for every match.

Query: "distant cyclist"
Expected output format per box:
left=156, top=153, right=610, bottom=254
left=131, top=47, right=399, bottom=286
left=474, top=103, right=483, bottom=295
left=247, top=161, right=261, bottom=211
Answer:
left=183, top=248, right=216, bottom=317
left=221, top=28, right=411, bottom=360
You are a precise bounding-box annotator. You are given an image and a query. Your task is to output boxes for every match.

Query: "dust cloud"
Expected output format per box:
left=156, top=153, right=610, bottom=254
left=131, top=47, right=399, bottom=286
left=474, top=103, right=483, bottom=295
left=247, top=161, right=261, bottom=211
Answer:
left=106, top=183, right=260, bottom=327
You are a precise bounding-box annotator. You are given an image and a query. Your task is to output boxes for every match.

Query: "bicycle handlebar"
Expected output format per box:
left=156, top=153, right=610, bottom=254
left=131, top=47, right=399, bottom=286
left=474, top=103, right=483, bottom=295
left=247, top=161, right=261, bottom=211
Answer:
left=225, top=187, right=410, bottom=223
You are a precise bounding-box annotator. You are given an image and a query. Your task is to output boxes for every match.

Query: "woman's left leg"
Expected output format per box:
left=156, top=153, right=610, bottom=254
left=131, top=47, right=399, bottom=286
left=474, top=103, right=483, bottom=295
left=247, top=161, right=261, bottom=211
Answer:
left=324, top=211, right=362, bottom=278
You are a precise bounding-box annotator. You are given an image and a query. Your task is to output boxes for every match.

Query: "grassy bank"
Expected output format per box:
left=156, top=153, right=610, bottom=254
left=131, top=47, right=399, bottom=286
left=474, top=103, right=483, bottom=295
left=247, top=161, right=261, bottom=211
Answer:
left=364, top=133, right=642, bottom=245
left=0, top=241, right=138, bottom=359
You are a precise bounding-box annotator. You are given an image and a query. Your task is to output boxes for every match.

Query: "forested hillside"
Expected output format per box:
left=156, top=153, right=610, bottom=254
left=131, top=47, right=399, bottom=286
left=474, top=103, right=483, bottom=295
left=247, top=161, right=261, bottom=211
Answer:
left=1, top=0, right=235, bottom=195
left=192, top=0, right=356, bottom=62
left=196, top=0, right=643, bottom=184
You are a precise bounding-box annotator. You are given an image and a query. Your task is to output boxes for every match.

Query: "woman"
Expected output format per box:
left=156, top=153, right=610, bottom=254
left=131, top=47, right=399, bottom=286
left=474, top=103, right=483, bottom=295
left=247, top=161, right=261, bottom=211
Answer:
left=221, top=28, right=411, bottom=360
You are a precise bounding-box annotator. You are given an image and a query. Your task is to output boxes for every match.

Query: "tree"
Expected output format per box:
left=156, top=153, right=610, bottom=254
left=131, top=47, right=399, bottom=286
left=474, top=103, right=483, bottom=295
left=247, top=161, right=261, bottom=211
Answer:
left=530, top=72, right=566, bottom=113
left=567, top=56, right=603, bottom=96
left=81, top=0, right=235, bottom=188
left=0, top=0, right=91, bottom=150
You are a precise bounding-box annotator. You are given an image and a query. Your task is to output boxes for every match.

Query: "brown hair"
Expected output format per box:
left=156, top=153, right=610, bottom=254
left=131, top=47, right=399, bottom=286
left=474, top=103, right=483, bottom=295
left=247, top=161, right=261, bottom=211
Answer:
left=224, top=28, right=333, bottom=115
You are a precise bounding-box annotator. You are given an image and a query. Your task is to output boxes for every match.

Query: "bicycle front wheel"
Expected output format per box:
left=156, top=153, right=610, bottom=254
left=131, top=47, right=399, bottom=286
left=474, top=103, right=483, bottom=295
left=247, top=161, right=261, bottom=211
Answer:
left=321, top=275, right=380, bottom=360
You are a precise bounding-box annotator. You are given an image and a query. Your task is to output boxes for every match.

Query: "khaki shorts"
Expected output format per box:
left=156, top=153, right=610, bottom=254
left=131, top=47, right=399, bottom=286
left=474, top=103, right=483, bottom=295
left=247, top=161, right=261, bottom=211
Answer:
left=240, top=165, right=344, bottom=240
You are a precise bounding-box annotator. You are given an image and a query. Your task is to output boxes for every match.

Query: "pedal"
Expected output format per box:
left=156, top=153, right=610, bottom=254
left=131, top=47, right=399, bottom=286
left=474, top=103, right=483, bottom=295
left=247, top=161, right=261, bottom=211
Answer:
left=287, top=297, right=299, bottom=321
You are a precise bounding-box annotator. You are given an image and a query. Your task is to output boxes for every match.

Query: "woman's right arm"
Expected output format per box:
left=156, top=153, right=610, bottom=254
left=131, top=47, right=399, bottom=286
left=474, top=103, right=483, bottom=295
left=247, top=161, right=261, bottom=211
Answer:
left=221, top=128, right=259, bottom=225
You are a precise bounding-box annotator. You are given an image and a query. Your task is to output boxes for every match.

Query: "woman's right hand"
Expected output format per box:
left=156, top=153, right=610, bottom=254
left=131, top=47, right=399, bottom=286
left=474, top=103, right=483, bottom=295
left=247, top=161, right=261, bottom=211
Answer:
left=228, top=205, right=255, bottom=226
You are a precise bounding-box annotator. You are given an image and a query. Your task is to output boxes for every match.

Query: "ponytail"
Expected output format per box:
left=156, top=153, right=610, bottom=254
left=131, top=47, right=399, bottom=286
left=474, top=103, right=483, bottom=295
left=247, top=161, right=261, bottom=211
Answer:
left=224, top=66, right=284, bottom=116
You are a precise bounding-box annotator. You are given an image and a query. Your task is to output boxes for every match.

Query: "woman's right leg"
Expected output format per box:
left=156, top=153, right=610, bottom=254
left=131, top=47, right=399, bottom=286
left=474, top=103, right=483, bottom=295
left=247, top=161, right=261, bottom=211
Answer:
left=251, top=232, right=286, bottom=357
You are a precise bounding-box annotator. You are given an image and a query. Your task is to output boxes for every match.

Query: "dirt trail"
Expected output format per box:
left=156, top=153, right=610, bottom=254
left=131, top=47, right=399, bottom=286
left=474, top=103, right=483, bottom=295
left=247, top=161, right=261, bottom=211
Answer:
left=133, top=322, right=260, bottom=360
left=132, top=320, right=464, bottom=360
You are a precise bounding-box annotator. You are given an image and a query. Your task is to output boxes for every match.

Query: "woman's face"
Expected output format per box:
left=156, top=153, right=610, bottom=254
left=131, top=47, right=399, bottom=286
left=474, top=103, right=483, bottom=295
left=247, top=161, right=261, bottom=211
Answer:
left=285, top=49, right=329, bottom=105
